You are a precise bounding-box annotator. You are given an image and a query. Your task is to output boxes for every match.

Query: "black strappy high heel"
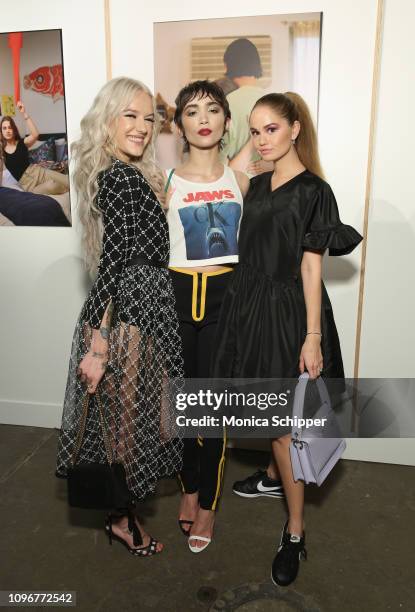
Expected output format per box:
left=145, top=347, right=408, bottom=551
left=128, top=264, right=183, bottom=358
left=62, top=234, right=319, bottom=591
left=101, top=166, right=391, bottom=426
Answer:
left=178, top=519, right=194, bottom=537
left=105, top=512, right=161, bottom=557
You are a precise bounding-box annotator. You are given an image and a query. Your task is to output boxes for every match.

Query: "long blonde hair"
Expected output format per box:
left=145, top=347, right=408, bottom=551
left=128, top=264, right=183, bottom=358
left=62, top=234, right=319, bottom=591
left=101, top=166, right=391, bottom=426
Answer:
left=71, top=77, right=165, bottom=274
left=252, top=92, right=324, bottom=179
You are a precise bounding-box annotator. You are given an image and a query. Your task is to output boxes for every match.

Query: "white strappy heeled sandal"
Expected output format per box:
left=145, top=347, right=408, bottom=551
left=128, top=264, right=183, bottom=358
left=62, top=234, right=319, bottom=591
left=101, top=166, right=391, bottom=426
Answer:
left=188, top=535, right=211, bottom=553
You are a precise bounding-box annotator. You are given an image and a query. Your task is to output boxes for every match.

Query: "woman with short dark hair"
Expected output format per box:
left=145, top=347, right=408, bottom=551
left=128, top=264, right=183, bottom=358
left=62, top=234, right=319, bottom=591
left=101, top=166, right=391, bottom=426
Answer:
left=166, top=80, right=249, bottom=552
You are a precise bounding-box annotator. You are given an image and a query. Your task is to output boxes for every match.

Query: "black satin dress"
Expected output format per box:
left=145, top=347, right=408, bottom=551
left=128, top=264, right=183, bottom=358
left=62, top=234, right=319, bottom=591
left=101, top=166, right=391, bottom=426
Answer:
left=211, top=170, right=363, bottom=382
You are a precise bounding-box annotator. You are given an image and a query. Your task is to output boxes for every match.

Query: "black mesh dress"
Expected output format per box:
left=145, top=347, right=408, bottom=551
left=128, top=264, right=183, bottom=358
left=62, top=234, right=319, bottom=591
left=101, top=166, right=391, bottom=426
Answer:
left=56, top=159, right=183, bottom=501
left=211, top=170, right=363, bottom=386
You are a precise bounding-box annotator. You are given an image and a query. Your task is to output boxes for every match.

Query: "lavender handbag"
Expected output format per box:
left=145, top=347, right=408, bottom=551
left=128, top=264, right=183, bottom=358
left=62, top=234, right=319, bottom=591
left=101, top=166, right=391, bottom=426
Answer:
left=289, top=373, right=346, bottom=486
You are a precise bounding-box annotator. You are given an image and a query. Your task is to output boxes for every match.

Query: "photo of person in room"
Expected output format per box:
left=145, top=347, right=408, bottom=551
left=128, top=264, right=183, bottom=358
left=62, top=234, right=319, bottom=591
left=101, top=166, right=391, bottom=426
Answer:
left=1, top=103, right=69, bottom=195
left=0, top=29, right=71, bottom=226
left=219, top=38, right=266, bottom=164
left=154, top=13, right=321, bottom=171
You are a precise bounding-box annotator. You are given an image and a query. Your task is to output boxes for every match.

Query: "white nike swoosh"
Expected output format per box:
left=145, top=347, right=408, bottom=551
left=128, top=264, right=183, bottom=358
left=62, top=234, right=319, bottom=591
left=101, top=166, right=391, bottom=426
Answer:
left=257, top=481, right=282, bottom=492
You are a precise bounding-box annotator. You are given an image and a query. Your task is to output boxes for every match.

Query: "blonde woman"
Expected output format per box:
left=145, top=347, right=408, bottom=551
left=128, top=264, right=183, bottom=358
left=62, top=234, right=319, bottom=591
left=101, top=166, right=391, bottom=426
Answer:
left=56, top=77, right=184, bottom=557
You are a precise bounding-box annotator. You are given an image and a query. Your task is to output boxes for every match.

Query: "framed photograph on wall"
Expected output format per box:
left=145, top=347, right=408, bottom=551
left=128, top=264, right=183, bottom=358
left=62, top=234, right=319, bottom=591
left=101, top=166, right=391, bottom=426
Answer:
left=0, top=28, right=71, bottom=227
left=154, top=13, right=322, bottom=169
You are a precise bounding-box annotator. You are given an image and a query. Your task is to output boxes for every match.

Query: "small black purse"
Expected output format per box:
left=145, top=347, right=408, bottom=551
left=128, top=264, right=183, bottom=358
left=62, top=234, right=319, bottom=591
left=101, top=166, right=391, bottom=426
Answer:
left=67, top=390, right=132, bottom=510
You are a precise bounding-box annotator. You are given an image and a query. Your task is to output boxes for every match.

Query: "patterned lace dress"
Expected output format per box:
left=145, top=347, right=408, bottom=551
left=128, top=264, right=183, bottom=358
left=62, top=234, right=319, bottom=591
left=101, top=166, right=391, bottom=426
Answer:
left=56, top=159, right=183, bottom=501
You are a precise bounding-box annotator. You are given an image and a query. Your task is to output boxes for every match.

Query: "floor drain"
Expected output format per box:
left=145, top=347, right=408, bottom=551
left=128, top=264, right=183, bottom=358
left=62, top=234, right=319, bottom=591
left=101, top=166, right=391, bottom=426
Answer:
left=209, top=582, right=320, bottom=611
left=198, top=586, right=219, bottom=603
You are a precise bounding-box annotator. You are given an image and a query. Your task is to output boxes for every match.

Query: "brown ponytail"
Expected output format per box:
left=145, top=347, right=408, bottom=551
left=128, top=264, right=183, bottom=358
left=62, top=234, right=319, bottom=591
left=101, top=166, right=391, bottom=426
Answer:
left=252, top=92, right=324, bottom=179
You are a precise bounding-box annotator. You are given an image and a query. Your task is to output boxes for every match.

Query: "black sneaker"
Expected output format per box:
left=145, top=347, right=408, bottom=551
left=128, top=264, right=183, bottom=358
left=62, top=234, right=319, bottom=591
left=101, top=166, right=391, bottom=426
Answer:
left=271, top=521, right=307, bottom=587
left=232, top=469, right=285, bottom=499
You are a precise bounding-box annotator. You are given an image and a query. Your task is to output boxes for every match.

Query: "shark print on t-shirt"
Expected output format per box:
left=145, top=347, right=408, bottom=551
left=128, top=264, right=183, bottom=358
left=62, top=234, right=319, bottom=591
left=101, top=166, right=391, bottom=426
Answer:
left=167, top=166, right=243, bottom=267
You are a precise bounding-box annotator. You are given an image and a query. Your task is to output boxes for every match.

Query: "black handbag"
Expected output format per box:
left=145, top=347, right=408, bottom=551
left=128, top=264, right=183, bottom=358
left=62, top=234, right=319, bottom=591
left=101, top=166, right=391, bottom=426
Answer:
left=67, top=390, right=132, bottom=510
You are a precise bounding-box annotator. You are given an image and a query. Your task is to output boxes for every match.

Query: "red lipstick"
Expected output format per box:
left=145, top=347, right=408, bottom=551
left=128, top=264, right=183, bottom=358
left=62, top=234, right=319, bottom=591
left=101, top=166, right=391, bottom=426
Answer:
left=198, top=128, right=212, bottom=136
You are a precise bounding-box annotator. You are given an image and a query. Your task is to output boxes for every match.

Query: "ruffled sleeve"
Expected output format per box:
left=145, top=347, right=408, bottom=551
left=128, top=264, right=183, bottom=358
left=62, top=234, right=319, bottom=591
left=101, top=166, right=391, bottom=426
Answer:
left=302, top=182, right=363, bottom=256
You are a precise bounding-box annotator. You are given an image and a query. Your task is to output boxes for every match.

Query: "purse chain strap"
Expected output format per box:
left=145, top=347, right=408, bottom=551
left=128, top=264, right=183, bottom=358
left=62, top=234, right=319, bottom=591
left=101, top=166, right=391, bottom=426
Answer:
left=71, top=390, right=114, bottom=466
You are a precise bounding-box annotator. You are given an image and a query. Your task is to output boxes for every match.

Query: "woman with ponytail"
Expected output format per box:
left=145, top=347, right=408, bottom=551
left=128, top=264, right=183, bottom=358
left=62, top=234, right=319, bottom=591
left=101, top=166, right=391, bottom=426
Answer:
left=212, top=92, right=363, bottom=585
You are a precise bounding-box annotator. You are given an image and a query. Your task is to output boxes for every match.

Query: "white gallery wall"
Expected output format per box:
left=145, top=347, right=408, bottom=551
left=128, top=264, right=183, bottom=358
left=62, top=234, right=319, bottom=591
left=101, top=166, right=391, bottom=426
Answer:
left=347, top=0, right=415, bottom=465
left=361, top=0, right=415, bottom=378
left=0, top=0, right=414, bottom=466
left=0, top=0, right=107, bottom=426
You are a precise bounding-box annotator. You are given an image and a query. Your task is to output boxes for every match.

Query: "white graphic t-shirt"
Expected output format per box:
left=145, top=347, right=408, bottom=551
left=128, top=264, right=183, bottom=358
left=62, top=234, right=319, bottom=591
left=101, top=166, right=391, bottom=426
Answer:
left=166, top=165, right=243, bottom=267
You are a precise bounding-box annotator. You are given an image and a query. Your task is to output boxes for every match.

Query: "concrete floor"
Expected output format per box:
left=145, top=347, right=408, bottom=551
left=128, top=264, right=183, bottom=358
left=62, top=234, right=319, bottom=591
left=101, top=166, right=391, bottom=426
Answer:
left=0, top=424, right=414, bottom=612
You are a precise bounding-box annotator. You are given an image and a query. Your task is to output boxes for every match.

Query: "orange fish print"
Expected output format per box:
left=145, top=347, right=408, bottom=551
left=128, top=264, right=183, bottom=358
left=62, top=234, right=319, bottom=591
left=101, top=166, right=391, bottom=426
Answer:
left=23, top=65, right=64, bottom=102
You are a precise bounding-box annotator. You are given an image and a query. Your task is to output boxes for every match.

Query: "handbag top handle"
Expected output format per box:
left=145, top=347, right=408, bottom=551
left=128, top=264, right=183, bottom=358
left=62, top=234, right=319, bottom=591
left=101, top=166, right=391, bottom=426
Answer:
left=291, top=374, right=331, bottom=438
left=70, top=390, right=114, bottom=467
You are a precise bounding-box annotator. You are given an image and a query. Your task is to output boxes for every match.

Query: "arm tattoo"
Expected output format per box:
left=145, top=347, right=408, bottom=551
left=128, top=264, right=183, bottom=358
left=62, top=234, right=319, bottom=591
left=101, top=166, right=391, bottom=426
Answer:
left=99, top=301, right=114, bottom=342
left=100, top=326, right=109, bottom=340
